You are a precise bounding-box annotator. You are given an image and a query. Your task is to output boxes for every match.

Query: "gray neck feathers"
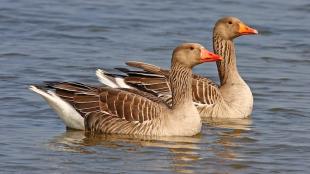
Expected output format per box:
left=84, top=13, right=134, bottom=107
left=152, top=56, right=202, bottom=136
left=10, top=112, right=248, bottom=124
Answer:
left=169, top=62, right=193, bottom=109
left=213, top=34, right=240, bottom=85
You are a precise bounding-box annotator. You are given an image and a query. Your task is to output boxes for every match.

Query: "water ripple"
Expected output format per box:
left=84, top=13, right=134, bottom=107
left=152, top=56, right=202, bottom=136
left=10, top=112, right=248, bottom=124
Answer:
left=1, top=0, right=310, bottom=173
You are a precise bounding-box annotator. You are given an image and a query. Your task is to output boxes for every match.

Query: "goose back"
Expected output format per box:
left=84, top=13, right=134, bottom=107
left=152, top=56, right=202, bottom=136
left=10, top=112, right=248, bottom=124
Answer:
left=116, top=61, right=223, bottom=107
left=47, top=82, right=167, bottom=135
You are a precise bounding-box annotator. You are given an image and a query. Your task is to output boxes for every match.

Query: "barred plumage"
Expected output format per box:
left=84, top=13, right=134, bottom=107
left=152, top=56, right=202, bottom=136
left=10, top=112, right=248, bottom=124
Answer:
left=30, top=43, right=220, bottom=135
left=97, top=17, right=257, bottom=118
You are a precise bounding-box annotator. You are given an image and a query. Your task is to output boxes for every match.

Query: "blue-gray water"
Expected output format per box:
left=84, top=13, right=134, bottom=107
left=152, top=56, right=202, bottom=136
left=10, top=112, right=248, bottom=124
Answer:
left=1, top=0, right=310, bottom=173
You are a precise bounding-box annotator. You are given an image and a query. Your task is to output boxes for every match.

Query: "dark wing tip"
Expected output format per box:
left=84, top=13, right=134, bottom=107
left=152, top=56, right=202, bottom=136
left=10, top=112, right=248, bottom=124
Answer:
left=115, top=67, right=131, bottom=73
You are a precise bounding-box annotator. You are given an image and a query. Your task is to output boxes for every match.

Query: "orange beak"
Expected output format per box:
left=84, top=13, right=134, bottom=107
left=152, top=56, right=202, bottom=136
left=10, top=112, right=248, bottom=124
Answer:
left=238, top=23, right=258, bottom=35
left=200, top=48, right=223, bottom=62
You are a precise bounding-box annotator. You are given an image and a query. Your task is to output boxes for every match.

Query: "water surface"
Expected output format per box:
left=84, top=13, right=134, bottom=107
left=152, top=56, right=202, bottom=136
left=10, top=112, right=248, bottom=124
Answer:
left=1, top=0, right=310, bottom=173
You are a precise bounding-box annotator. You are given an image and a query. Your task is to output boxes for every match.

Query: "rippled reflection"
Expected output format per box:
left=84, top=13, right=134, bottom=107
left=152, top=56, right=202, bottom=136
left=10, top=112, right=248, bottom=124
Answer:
left=47, top=118, right=253, bottom=173
left=203, top=117, right=253, bottom=130
left=204, top=118, right=254, bottom=171
left=48, top=130, right=203, bottom=173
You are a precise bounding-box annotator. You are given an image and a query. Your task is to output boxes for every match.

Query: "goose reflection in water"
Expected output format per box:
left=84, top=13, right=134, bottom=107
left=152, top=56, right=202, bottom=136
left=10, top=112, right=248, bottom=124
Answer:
left=47, top=118, right=253, bottom=173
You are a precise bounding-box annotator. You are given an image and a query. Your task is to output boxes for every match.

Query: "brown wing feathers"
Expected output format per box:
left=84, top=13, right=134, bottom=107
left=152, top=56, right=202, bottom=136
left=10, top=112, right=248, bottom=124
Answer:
left=122, top=63, right=222, bottom=106
left=83, top=88, right=163, bottom=134
left=45, top=81, right=97, bottom=104
left=125, top=61, right=167, bottom=76
left=46, top=82, right=162, bottom=127
left=74, top=92, right=100, bottom=115
left=191, top=77, right=221, bottom=105
left=100, top=89, right=162, bottom=122
left=84, top=111, right=158, bottom=135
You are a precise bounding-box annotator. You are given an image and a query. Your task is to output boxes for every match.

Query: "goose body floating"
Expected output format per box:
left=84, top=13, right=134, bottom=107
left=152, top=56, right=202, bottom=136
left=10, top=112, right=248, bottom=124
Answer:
left=30, top=43, right=222, bottom=136
left=97, top=17, right=258, bottom=118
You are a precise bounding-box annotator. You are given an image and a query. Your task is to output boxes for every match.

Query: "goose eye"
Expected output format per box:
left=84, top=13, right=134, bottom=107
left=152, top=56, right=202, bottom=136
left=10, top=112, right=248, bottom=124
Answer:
left=190, top=47, right=194, bottom=50
left=228, top=21, right=232, bottom=24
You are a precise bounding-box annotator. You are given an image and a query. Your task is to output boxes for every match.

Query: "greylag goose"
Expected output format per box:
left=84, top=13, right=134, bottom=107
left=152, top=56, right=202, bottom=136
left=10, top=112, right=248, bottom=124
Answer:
left=96, top=17, right=258, bottom=118
left=29, top=43, right=222, bottom=136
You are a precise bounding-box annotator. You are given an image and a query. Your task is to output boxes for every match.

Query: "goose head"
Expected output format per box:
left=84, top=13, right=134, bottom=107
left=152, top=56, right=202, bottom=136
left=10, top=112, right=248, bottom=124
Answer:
left=171, top=43, right=223, bottom=68
left=214, top=16, right=258, bottom=40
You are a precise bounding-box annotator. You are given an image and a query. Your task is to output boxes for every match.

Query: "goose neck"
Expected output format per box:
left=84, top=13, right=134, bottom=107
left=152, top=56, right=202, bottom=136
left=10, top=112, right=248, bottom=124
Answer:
left=169, top=62, right=193, bottom=109
left=213, top=34, right=241, bottom=85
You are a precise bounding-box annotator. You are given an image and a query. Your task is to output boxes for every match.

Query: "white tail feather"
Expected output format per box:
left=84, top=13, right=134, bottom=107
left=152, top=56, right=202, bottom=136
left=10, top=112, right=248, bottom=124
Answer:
left=115, top=77, right=132, bottom=89
left=96, top=69, right=132, bottom=89
left=29, top=85, right=85, bottom=130
left=96, top=69, right=119, bottom=88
